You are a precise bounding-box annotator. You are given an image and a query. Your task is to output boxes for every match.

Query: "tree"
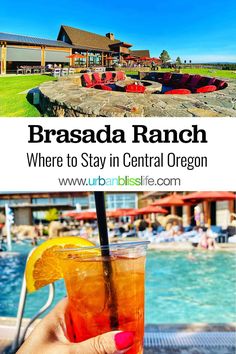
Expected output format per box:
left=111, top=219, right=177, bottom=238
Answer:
left=160, top=50, right=171, bottom=63
left=176, top=57, right=182, bottom=65
left=45, top=208, right=59, bottom=222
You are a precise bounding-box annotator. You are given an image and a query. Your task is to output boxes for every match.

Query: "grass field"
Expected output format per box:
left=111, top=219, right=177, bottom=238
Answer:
left=126, top=68, right=236, bottom=79
left=0, top=75, right=56, bottom=117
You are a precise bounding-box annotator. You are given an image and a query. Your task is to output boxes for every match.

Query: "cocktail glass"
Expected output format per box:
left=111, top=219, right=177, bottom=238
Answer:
left=58, top=241, right=149, bottom=354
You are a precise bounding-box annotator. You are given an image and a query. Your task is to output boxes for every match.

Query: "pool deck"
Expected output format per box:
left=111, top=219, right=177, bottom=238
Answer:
left=0, top=318, right=235, bottom=354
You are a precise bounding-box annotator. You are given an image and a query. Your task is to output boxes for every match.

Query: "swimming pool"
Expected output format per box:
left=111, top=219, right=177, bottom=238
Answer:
left=0, top=243, right=235, bottom=323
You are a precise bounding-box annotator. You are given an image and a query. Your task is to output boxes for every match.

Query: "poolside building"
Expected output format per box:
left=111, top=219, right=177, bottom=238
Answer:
left=0, top=25, right=149, bottom=74
left=0, top=192, right=139, bottom=225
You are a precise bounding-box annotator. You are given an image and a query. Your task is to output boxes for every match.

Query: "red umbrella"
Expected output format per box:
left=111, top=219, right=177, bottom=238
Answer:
left=139, top=56, right=151, bottom=61
left=66, top=54, right=86, bottom=59
left=125, top=55, right=137, bottom=60
left=152, top=193, right=185, bottom=207
left=74, top=211, right=97, bottom=220
left=182, top=191, right=236, bottom=202
left=106, top=208, right=135, bottom=217
left=62, top=211, right=78, bottom=217
left=182, top=191, right=236, bottom=226
left=135, top=205, right=168, bottom=215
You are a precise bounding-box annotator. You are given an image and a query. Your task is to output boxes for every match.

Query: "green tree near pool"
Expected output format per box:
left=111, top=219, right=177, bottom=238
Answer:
left=45, top=208, right=59, bottom=222
left=160, top=50, right=171, bottom=63
left=176, top=57, right=182, bottom=65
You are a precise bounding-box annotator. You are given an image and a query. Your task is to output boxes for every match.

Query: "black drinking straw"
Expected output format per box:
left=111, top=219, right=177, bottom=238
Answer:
left=94, top=191, right=119, bottom=329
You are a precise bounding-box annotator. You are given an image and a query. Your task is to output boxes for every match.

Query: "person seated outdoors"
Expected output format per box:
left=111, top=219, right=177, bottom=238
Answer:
left=198, top=227, right=217, bottom=250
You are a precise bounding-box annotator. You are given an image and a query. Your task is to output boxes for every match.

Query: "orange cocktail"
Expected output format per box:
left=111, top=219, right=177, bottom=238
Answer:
left=60, top=242, right=149, bottom=354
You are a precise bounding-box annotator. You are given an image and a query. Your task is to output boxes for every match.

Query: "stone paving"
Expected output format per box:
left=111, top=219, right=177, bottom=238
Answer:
left=38, top=73, right=236, bottom=117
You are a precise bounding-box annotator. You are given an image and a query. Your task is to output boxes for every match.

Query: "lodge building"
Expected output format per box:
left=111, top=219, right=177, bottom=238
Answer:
left=0, top=25, right=149, bottom=74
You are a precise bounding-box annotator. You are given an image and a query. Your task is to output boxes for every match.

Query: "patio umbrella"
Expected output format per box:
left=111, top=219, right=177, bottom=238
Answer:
left=66, top=54, right=86, bottom=59
left=150, top=57, right=161, bottom=62
left=106, top=208, right=135, bottom=218
left=74, top=211, right=97, bottom=220
left=182, top=191, right=236, bottom=226
left=152, top=193, right=185, bottom=207
left=182, top=191, right=236, bottom=202
left=125, top=55, right=137, bottom=61
left=139, top=56, right=151, bottom=61
left=62, top=211, right=78, bottom=218
left=135, top=205, right=168, bottom=215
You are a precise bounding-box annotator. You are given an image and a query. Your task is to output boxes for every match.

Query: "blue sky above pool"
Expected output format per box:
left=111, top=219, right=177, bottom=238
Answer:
left=1, top=0, right=235, bottom=63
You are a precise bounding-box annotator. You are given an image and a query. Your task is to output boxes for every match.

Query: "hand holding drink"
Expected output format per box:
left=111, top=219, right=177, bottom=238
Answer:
left=61, top=242, right=148, bottom=354
left=24, top=193, right=149, bottom=354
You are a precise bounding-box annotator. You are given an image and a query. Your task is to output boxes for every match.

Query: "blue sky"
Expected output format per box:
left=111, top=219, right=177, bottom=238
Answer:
left=1, top=0, right=236, bottom=63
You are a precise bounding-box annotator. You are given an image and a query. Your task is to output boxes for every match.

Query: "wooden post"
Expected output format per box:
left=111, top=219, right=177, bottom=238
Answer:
left=86, top=51, right=88, bottom=67
left=102, top=52, right=104, bottom=66
left=41, top=46, right=45, bottom=66
left=69, top=48, right=73, bottom=66
left=229, top=200, right=235, bottom=222
left=171, top=206, right=176, bottom=215
left=1, top=43, right=7, bottom=75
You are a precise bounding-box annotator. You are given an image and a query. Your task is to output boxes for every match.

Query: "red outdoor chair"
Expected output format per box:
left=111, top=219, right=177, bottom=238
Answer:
left=162, top=72, right=172, bottom=85
left=207, top=77, right=217, bottom=86
left=92, top=73, right=103, bottom=85
left=104, top=72, right=114, bottom=83
left=196, top=85, right=217, bottom=93
left=125, top=84, right=146, bottom=93
left=214, top=79, right=227, bottom=90
left=164, top=88, right=191, bottom=95
left=81, top=74, right=94, bottom=88
left=177, top=74, right=190, bottom=87
left=186, top=75, right=202, bottom=91
left=116, top=71, right=126, bottom=81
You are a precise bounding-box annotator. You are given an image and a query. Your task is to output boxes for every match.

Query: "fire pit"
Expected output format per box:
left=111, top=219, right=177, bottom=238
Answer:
left=38, top=71, right=235, bottom=117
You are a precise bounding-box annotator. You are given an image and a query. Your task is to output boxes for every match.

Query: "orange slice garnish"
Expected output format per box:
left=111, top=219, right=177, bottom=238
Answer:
left=25, top=237, right=96, bottom=292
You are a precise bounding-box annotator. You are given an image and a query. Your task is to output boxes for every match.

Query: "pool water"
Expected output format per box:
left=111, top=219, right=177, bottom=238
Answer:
left=0, top=243, right=235, bottom=323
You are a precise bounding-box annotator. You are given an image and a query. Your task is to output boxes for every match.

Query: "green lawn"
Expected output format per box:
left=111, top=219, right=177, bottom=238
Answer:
left=0, top=75, right=57, bottom=117
left=126, top=68, right=236, bottom=79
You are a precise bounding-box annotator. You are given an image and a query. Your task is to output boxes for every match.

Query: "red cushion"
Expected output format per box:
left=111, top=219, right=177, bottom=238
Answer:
left=196, top=85, right=217, bottom=93
left=164, top=88, right=191, bottom=94
left=94, top=84, right=112, bottom=91
left=125, top=84, right=146, bottom=93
